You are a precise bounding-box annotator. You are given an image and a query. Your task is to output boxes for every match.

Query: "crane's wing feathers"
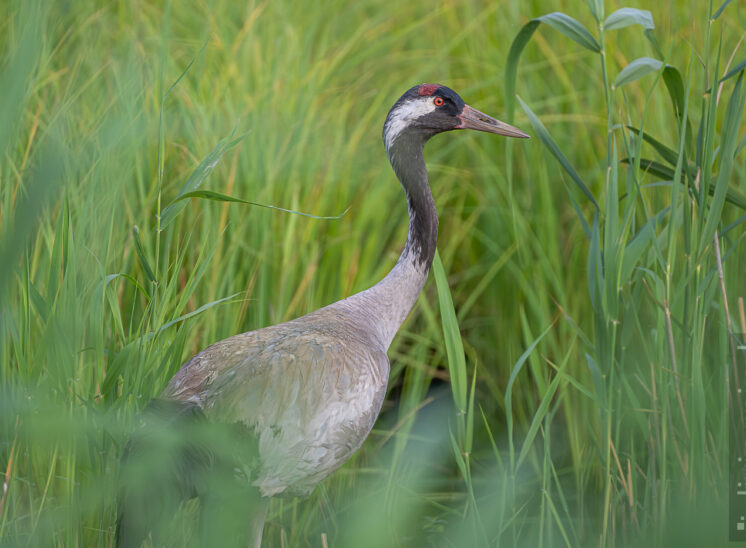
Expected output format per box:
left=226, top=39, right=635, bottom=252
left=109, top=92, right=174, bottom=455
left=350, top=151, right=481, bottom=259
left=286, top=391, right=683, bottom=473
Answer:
left=162, top=316, right=389, bottom=496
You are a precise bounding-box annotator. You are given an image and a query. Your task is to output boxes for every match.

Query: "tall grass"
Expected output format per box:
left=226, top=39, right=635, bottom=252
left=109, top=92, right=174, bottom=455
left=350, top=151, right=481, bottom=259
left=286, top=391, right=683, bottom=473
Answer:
left=1, top=0, right=744, bottom=546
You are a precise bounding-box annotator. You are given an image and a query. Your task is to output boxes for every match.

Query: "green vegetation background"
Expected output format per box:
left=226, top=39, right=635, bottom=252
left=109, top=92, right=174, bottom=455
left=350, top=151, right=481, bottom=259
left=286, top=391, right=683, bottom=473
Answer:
left=1, top=0, right=745, bottom=546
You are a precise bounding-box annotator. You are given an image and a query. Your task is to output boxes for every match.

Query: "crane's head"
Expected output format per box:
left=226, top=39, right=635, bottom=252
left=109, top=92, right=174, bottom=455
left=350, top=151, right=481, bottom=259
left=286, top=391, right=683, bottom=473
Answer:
left=383, top=84, right=529, bottom=155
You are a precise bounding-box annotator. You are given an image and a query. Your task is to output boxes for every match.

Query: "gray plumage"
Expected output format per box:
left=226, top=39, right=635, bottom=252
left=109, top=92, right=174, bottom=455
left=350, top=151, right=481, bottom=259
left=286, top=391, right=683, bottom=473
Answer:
left=116, top=84, right=528, bottom=547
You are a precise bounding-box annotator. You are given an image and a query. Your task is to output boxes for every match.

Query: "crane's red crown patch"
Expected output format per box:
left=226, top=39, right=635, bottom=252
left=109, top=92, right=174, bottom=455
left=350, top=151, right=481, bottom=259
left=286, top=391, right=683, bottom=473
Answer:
left=417, top=84, right=440, bottom=96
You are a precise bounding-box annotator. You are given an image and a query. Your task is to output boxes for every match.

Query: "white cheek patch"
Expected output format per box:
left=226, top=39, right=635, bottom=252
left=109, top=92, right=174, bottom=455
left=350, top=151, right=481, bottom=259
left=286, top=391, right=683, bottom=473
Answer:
left=383, top=98, right=437, bottom=153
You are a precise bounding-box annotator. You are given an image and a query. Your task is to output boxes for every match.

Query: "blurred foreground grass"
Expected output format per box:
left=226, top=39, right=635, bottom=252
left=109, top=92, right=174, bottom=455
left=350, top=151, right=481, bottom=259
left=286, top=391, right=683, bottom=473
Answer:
left=1, top=0, right=745, bottom=546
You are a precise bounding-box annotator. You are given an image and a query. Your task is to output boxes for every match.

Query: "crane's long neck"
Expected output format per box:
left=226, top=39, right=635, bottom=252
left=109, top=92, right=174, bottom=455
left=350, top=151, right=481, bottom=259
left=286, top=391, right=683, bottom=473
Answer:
left=340, top=134, right=438, bottom=349
left=389, top=136, right=438, bottom=274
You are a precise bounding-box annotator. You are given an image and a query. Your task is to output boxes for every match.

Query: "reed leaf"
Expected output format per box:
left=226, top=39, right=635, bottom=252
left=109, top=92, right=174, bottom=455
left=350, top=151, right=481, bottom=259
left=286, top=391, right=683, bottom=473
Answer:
left=603, top=8, right=654, bottom=31
left=518, top=95, right=599, bottom=209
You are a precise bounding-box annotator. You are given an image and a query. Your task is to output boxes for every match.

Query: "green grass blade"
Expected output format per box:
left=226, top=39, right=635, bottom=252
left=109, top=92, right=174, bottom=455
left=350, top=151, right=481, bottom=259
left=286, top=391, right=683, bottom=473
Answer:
left=505, top=20, right=541, bottom=122
left=131, top=225, right=156, bottom=286
left=98, top=273, right=150, bottom=304
left=465, top=362, right=477, bottom=454
left=586, top=0, right=603, bottom=21
left=535, top=13, right=600, bottom=53
left=622, top=157, right=746, bottom=210
left=505, top=12, right=599, bottom=121
left=563, top=182, right=592, bottom=238
left=614, top=57, right=663, bottom=88
left=603, top=8, right=654, bottom=32
left=156, top=292, right=242, bottom=336
left=504, top=323, right=553, bottom=467
left=620, top=208, right=668, bottom=284
left=662, top=65, right=686, bottom=121
left=722, top=213, right=746, bottom=237
left=518, top=95, right=599, bottom=209
left=432, top=250, right=466, bottom=414
left=448, top=427, right=468, bottom=480
left=603, top=143, right=619, bottom=320
left=169, top=190, right=349, bottom=220
left=588, top=212, right=602, bottom=311
left=627, top=127, right=683, bottom=168
left=516, top=362, right=564, bottom=469
left=698, top=71, right=746, bottom=258
left=644, top=29, right=665, bottom=59
left=585, top=353, right=605, bottom=408
left=162, top=40, right=209, bottom=101
left=544, top=489, right=575, bottom=548
left=621, top=157, right=674, bottom=179
left=718, top=60, right=746, bottom=84
left=713, top=0, right=733, bottom=19
left=159, top=130, right=249, bottom=230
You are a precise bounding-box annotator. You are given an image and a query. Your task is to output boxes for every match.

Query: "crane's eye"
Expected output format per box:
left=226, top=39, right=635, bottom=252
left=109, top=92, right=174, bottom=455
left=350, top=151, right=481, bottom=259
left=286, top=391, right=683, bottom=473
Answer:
left=433, top=97, right=444, bottom=107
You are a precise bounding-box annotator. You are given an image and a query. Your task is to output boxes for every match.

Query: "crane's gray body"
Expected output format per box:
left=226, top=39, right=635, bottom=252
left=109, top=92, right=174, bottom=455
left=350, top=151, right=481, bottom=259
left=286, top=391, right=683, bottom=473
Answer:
left=162, top=251, right=428, bottom=497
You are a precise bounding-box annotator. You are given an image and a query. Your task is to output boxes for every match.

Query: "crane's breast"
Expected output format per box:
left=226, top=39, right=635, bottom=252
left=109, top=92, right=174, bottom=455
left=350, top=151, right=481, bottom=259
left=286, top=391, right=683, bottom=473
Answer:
left=165, top=321, right=389, bottom=497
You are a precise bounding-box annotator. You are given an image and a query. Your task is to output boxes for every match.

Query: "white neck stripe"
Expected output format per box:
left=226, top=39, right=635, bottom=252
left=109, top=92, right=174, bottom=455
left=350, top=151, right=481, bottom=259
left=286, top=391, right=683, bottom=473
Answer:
left=383, top=98, right=437, bottom=153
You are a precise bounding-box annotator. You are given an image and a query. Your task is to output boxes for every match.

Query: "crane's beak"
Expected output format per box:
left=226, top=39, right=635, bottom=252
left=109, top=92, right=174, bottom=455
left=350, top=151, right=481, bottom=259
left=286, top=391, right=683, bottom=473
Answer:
left=457, top=104, right=530, bottom=138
